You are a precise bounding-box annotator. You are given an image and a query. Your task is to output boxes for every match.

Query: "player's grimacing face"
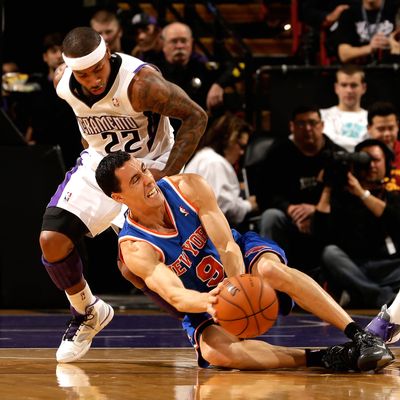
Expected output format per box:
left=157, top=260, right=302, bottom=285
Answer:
left=116, top=159, right=162, bottom=208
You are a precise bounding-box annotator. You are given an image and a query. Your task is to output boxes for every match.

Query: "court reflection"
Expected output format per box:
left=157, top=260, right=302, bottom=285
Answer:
left=192, top=369, right=400, bottom=400
left=53, top=356, right=400, bottom=400
left=56, top=364, right=108, bottom=400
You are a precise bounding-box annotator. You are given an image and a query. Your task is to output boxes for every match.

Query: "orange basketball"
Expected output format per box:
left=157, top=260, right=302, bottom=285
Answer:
left=214, top=274, right=279, bottom=339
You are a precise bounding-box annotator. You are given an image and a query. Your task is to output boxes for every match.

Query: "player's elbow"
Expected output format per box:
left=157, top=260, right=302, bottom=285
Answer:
left=193, top=105, right=208, bottom=130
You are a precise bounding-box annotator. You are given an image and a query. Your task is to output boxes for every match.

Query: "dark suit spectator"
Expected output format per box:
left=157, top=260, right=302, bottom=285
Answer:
left=157, top=21, right=241, bottom=131
left=255, top=105, right=346, bottom=278
left=313, top=139, right=400, bottom=308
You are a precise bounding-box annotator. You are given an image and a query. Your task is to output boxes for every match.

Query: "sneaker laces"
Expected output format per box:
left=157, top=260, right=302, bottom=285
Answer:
left=354, top=330, right=382, bottom=349
left=63, top=309, right=95, bottom=341
left=323, top=342, right=359, bottom=371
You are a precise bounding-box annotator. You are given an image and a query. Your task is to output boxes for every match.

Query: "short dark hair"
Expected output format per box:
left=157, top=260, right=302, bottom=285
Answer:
left=199, top=112, right=253, bottom=156
left=95, top=151, right=131, bottom=197
left=367, top=101, right=399, bottom=125
left=291, top=105, right=321, bottom=121
left=336, top=64, right=365, bottom=83
left=63, top=27, right=101, bottom=58
left=42, top=32, right=64, bottom=53
left=355, top=138, right=394, bottom=176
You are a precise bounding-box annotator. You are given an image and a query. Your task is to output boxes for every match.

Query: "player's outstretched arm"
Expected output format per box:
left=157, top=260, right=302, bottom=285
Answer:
left=120, top=239, right=214, bottom=313
left=130, top=67, right=208, bottom=179
left=172, top=174, right=245, bottom=277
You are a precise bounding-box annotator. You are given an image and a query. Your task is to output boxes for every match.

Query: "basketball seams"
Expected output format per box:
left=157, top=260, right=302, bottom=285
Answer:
left=215, top=274, right=278, bottom=338
left=233, top=275, right=263, bottom=337
left=236, top=275, right=262, bottom=336
left=234, top=275, right=258, bottom=315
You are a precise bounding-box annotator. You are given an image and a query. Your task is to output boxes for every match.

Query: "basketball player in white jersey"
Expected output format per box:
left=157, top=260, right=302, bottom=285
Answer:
left=39, top=27, right=207, bottom=363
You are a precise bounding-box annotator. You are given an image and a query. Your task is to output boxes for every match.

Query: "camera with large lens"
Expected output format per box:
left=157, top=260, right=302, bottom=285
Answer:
left=323, top=151, right=372, bottom=189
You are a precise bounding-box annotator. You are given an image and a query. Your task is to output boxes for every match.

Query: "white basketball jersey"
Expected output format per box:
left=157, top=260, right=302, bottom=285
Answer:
left=56, top=53, right=174, bottom=161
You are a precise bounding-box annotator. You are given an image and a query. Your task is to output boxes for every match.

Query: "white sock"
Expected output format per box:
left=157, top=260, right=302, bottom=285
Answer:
left=387, top=291, right=400, bottom=323
left=66, top=283, right=96, bottom=315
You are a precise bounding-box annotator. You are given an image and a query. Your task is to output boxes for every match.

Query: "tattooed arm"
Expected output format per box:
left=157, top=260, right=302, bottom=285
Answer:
left=129, top=66, right=208, bottom=180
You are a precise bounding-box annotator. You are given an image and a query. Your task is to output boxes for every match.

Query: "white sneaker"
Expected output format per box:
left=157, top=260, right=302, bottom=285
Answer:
left=56, top=298, right=114, bottom=363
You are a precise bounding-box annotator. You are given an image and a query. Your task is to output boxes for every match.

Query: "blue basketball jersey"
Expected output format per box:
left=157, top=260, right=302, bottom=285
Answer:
left=118, top=177, right=292, bottom=369
left=118, top=177, right=226, bottom=292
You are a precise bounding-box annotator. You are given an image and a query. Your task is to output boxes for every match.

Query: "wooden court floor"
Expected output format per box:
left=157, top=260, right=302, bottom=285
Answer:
left=0, top=309, right=399, bottom=400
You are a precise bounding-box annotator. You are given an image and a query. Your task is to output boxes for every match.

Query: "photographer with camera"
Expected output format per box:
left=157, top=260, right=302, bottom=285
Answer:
left=312, top=138, right=400, bottom=308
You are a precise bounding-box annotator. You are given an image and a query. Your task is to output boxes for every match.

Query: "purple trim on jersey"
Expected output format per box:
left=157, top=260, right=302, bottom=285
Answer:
left=47, top=154, right=84, bottom=207
left=133, top=63, right=149, bottom=74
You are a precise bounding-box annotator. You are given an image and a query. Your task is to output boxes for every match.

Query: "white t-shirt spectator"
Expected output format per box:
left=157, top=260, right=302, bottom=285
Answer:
left=320, top=105, right=368, bottom=151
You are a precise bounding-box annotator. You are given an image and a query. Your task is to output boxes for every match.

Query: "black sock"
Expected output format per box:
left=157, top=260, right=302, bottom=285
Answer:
left=344, top=322, right=364, bottom=340
left=305, top=349, right=326, bottom=367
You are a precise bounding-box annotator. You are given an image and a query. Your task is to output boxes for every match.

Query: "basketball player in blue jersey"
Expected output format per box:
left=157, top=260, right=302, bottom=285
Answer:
left=94, top=151, right=395, bottom=372
left=39, top=27, right=207, bottom=363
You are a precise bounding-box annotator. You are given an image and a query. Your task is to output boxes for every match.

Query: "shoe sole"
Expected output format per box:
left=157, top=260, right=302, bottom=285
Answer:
left=57, top=340, right=93, bottom=363
left=56, top=304, right=115, bottom=363
left=357, top=353, right=395, bottom=372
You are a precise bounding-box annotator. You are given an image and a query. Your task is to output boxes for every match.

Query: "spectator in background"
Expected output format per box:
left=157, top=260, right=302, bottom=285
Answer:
left=90, top=9, right=126, bottom=53
left=312, top=139, right=400, bottom=308
left=2, top=60, right=19, bottom=74
left=27, top=32, right=82, bottom=168
left=158, top=22, right=241, bottom=122
left=130, top=12, right=163, bottom=65
left=367, top=100, right=400, bottom=189
left=255, top=105, right=346, bottom=279
left=184, top=112, right=258, bottom=229
left=320, top=64, right=368, bottom=152
left=1, top=60, right=24, bottom=131
left=301, top=1, right=351, bottom=30
left=332, top=0, right=400, bottom=64
left=299, top=1, right=351, bottom=63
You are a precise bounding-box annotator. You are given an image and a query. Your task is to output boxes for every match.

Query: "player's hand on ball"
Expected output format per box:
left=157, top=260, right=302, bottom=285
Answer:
left=207, top=286, right=220, bottom=320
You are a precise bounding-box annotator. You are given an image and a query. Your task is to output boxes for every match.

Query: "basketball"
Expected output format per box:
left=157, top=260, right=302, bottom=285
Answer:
left=214, top=274, right=279, bottom=339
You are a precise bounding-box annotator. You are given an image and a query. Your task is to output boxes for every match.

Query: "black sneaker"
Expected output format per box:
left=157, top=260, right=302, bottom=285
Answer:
left=322, top=342, right=360, bottom=371
left=353, top=330, right=395, bottom=372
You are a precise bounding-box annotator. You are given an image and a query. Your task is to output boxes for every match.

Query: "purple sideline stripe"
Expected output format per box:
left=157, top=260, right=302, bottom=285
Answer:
left=0, top=314, right=372, bottom=349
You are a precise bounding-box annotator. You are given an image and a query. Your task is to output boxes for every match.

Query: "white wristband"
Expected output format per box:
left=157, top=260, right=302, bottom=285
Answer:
left=360, top=190, right=371, bottom=201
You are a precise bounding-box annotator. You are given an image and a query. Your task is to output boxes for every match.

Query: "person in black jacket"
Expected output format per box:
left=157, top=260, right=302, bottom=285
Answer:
left=256, top=105, right=346, bottom=278
left=312, top=138, right=400, bottom=308
left=156, top=21, right=241, bottom=133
